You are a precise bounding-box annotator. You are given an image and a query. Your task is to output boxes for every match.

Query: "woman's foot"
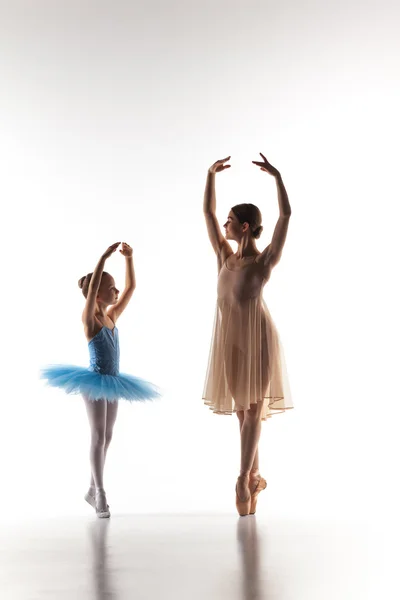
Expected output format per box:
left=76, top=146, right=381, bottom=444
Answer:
left=95, top=489, right=111, bottom=519
left=249, top=472, right=267, bottom=515
left=236, top=474, right=251, bottom=517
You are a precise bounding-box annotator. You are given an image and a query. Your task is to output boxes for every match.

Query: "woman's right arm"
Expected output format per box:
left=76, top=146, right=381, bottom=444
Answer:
left=203, top=157, right=233, bottom=266
left=82, top=242, right=120, bottom=335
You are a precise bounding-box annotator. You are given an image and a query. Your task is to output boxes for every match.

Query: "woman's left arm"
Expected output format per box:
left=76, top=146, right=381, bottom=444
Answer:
left=252, top=153, right=291, bottom=268
left=108, top=242, right=136, bottom=322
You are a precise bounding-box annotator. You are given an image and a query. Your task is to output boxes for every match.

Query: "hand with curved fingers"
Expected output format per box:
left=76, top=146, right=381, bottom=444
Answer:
left=252, top=153, right=280, bottom=177
left=208, top=156, right=231, bottom=174
left=119, top=242, right=133, bottom=258
left=102, top=242, right=121, bottom=260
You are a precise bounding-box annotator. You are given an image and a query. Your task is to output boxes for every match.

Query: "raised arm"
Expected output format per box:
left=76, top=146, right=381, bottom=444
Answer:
left=252, top=153, right=291, bottom=269
left=108, top=242, right=136, bottom=323
left=82, top=242, right=121, bottom=334
left=203, top=157, right=233, bottom=267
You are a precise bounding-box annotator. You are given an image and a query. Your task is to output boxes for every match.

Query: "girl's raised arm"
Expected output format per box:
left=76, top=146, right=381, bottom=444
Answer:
left=82, top=242, right=120, bottom=334
left=108, top=243, right=136, bottom=323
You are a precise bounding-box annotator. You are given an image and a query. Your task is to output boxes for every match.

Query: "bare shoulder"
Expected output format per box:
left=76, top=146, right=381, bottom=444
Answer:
left=255, top=244, right=270, bottom=263
left=255, top=245, right=274, bottom=279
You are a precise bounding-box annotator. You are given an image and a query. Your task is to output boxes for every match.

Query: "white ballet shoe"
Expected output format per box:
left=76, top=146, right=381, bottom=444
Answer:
left=84, top=490, right=96, bottom=509
left=95, top=490, right=111, bottom=519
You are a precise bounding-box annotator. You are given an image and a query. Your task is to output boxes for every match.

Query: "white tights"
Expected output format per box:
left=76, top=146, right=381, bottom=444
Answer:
left=84, top=397, right=119, bottom=492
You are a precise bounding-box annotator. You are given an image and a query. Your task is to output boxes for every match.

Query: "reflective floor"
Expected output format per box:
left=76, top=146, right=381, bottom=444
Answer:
left=0, top=513, right=389, bottom=600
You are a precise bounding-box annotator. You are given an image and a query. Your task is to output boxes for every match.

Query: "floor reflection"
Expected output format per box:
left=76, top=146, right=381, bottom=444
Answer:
left=236, top=516, right=263, bottom=600
left=88, top=519, right=119, bottom=600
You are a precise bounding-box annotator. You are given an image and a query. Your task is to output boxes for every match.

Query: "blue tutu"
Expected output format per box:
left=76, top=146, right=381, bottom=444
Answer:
left=40, top=326, right=160, bottom=403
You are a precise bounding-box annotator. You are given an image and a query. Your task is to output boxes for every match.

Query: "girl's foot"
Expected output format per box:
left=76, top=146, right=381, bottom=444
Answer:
left=95, top=489, right=110, bottom=519
left=236, top=474, right=251, bottom=517
left=84, top=486, right=96, bottom=509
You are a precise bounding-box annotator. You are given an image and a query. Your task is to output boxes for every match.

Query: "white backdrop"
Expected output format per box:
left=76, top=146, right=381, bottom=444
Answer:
left=0, top=0, right=398, bottom=521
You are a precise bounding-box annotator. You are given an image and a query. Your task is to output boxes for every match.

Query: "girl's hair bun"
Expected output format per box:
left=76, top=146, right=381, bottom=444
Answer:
left=78, top=275, right=86, bottom=289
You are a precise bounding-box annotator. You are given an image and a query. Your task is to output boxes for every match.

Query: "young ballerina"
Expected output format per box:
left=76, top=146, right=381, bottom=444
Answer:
left=41, top=242, right=159, bottom=518
left=202, top=153, right=293, bottom=516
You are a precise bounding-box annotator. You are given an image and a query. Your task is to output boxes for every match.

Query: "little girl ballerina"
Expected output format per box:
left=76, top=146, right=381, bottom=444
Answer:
left=41, top=241, right=160, bottom=518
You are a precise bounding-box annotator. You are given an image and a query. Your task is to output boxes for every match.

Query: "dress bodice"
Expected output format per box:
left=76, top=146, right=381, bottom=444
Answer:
left=88, top=327, right=120, bottom=375
left=217, top=259, right=265, bottom=304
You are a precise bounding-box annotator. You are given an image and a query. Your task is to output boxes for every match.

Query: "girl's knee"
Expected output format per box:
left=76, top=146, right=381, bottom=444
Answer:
left=105, top=430, right=113, bottom=447
left=91, top=429, right=106, bottom=446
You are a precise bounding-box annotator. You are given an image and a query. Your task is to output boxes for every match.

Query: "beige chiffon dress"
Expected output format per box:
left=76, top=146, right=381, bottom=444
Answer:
left=203, top=251, right=293, bottom=420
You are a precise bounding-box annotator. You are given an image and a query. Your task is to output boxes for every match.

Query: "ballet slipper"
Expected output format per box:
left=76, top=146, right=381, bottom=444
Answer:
left=249, top=477, right=267, bottom=515
left=85, top=488, right=110, bottom=513
left=236, top=477, right=251, bottom=517
left=84, top=491, right=96, bottom=509
left=95, top=490, right=111, bottom=519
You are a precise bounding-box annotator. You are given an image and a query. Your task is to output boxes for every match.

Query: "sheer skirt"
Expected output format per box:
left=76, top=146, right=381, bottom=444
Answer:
left=203, top=296, right=292, bottom=420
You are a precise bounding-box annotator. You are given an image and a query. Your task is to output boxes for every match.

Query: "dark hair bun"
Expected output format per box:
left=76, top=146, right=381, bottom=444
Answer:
left=231, top=203, right=263, bottom=240
left=78, top=272, right=95, bottom=298
left=252, top=225, right=263, bottom=239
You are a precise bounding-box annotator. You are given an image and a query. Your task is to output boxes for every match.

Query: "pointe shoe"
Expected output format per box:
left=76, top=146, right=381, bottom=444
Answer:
left=249, top=477, right=267, bottom=515
left=236, top=478, right=251, bottom=517
left=95, top=490, right=111, bottom=519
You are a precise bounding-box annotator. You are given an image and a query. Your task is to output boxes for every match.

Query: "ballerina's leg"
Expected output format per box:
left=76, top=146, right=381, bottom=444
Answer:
left=104, top=400, right=119, bottom=468
left=237, top=410, right=260, bottom=478
left=88, top=399, right=119, bottom=491
left=237, top=401, right=264, bottom=500
left=84, top=397, right=107, bottom=492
